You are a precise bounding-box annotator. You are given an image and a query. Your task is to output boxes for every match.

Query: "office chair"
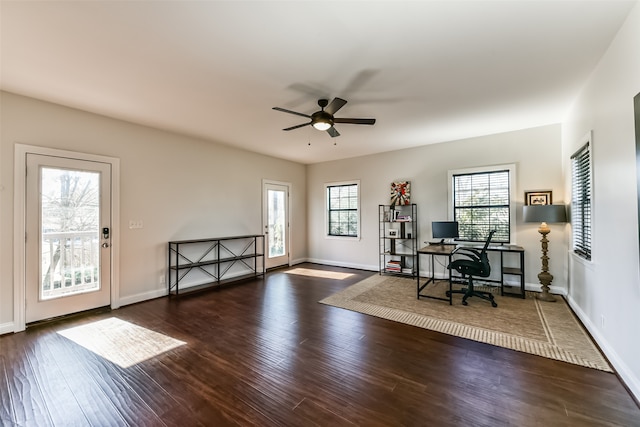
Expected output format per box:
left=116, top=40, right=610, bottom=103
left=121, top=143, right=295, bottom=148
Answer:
left=446, top=230, right=498, bottom=307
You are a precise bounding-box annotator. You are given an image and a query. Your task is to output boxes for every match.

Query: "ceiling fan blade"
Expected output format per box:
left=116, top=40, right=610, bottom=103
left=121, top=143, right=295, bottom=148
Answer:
left=333, top=118, right=376, bottom=125
left=273, top=107, right=311, bottom=119
left=325, top=97, right=347, bottom=115
left=283, top=122, right=311, bottom=131
left=326, top=126, right=340, bottom=138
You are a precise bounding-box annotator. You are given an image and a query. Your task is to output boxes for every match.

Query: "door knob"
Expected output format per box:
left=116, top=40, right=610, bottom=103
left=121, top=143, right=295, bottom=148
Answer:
left=101, top=243, right=109, bottom=248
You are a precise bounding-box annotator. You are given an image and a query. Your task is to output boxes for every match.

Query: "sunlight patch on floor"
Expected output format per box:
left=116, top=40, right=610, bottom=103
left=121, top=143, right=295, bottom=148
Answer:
left=284, top=268, right=354, bottom=280
left=57, top=317, right=186, bottom=368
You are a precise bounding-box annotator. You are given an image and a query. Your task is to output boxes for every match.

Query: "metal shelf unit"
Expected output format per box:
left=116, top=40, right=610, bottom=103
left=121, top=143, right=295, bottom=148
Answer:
left=168, top=234, right=265, bottom=296
left=379, top=204, right=418, bottom=277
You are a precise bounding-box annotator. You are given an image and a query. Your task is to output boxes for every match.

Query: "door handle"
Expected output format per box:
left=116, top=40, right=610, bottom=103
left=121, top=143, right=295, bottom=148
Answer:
left=101, top=243, right=110, bottom=248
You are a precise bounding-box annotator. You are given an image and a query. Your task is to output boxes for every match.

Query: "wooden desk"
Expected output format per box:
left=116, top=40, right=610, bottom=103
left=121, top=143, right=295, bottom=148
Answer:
left=416, top=243, right=526, bottom=304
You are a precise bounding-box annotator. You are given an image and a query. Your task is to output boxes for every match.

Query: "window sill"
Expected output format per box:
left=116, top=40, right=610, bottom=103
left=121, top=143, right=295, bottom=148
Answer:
left=326, top=235, right=361, bottom=241
left=570, top=251, right=594, bottom=270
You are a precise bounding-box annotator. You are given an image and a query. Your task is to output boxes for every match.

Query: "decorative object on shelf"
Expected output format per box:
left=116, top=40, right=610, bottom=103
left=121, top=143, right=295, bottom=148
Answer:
left=523, top=204, right=567, bottom=302
left=390, top=181, right=411, bottom=205
left=388, top=229, right=398, bottom=237
left=524, top=190, right=552, bottom=205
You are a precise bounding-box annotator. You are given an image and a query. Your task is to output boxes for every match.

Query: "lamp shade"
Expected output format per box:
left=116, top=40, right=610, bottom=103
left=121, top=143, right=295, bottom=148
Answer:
left=523, top=204, right=567, bottom=223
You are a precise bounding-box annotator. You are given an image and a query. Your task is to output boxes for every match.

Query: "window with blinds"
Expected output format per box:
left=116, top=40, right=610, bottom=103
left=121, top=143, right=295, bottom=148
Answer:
left=571, top=142, right=592, bottom=260
left=327, top=182, right=359, bottom=237
left=452, top=170, right=510, bottom=243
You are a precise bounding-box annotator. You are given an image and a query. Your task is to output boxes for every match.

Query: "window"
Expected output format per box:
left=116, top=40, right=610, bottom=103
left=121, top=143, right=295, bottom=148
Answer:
left=326, top=182, right=360, bottom=238
left=449, top=166, right=514, bottom=243
left=571, top=141, right=592, bottom=260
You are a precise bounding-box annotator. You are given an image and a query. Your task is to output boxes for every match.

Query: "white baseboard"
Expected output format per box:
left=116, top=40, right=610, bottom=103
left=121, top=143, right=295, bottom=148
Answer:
left=116, top=287, right=167, bottom=308
left=304, top=257, right=377, bottom=272
left=566, top=294, right=639, bottom=402
left=0, top=322, right=15, bottom=335
left=520, top=282, right=567, bottom=296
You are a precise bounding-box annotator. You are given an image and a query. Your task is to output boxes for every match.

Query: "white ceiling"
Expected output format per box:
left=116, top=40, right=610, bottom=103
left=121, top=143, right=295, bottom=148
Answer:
left=1, top=1, right=636, bottom=164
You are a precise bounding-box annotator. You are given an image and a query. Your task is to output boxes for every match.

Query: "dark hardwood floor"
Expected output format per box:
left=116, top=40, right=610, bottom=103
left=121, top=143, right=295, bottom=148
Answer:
left=1, top=263, right=639, bottom=426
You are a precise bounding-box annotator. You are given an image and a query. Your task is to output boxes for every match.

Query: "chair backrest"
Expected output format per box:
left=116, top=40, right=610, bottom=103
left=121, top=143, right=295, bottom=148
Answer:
left=479, top=230, right=496, bottom=255
left=476, top=230, right=496, bottom=276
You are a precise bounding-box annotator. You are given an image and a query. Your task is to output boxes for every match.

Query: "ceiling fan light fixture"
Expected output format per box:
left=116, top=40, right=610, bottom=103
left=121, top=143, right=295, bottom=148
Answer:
left=273, top=97, right=374, bottom=138
left=312, top=121, right=332, bottom=131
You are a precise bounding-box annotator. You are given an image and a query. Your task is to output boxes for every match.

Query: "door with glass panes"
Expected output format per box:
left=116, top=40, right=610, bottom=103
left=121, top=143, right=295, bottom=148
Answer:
left=263, top=182, right=289, bottom=269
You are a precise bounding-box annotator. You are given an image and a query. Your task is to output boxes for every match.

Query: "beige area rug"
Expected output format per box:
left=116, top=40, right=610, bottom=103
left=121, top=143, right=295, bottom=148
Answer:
left=320, top=275, right=612, bottom=372
left=58, top=317, right=186, bottom=368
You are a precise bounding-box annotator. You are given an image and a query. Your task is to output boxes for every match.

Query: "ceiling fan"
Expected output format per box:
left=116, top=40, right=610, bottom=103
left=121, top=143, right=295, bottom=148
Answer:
left=272, top=97, right=376, bottom=138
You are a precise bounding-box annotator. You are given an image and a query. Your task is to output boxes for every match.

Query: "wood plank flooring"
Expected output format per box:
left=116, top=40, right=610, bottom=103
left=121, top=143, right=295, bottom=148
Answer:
left=1, top=263, right=639, bottom=426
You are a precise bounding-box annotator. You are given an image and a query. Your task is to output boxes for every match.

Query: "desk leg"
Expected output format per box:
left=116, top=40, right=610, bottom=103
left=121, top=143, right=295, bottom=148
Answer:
left=520, top=251, right=525, bottom=299
left=447, top=254, right=452, bottom=305
left=500, top=251, right=505, bottom=296
left=417, top=251, right=453, bottom=304
left=416, top=253, right=420, bottom=299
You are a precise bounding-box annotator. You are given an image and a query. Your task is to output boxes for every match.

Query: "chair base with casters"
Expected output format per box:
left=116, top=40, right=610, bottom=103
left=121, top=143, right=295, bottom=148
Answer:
left=446, top=276, right=497, bottom=307
left=446, top=230, right=498, bottom=308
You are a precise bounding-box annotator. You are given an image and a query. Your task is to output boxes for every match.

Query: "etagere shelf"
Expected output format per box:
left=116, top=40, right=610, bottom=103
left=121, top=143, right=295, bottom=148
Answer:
left=168, top=234, right=265, bottom=296
left=379, top=204, right=418, bottom=277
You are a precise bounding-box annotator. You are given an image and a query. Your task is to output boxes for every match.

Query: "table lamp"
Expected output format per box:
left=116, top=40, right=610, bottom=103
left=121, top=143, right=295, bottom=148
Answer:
left=523, top=204, right=567, bottom=302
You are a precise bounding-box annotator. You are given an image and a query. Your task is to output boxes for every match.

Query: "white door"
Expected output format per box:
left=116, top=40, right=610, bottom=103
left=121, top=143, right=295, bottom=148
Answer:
left=263, top=182, right=290, bottom=270
left=25, top=154, right=112, bottom=323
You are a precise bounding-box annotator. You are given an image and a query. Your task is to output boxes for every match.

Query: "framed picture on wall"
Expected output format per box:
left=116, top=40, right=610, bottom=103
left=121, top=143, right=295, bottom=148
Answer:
left=390, top=181, right=411, bottom=205
left=525, top=191, right=552, bottom=206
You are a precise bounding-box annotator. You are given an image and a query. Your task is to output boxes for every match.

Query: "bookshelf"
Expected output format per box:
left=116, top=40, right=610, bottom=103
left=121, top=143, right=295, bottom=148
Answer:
left=379, top=204, right=418, bottom=277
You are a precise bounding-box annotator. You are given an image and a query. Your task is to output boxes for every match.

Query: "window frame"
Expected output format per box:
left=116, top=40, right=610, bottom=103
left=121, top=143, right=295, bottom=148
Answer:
left=325, top=180, right=361, bottom=240
left=571, top=133, right=593, bottom=261
left=447, top=164, right=516, bottom=244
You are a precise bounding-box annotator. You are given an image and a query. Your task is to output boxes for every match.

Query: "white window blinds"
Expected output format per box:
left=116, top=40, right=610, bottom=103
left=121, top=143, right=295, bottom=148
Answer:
left=571, top=142, right=592, bottom=260
left=452, top=170, right=510, bottom=243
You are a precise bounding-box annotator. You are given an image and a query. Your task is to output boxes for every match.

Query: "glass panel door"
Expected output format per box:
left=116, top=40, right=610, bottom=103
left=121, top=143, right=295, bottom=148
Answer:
left=26, top=154, right=112, bottom=323
left=263, top=182, right=289, bottom=269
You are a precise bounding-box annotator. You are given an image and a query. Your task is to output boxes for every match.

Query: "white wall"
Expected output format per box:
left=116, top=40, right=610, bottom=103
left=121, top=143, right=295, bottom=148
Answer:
left=562, top=1, right=640, bottom=400
left=307, top=124, right=567, bottom=291
left=0, top=92, right=307, bottom=331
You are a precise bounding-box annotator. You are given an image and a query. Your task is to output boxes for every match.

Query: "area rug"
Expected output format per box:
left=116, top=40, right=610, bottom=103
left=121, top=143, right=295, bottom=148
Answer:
left=320, top=275, right=612, bottom=372
left=58, top=317, right=186, bottom=368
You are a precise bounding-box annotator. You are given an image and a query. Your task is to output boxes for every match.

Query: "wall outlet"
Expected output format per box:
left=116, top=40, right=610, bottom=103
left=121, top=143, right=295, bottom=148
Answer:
left=159, top=274, right=165, bottom=285
left=129, top=219, right=144, bottom=229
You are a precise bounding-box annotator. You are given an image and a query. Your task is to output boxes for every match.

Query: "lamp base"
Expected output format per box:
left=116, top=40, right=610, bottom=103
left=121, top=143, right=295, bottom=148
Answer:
left=536, top=232, right=557, bottom=303
left=536, top=289, right=557, bottom=302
